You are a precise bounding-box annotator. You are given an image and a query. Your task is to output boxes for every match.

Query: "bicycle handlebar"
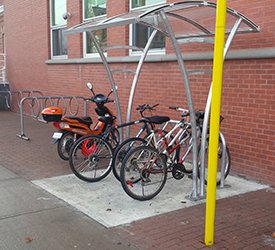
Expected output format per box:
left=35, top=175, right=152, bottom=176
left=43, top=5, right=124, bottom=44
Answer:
left=169, top=106, right=190, bottom=117
left=136, top=103, right=159, bottom=112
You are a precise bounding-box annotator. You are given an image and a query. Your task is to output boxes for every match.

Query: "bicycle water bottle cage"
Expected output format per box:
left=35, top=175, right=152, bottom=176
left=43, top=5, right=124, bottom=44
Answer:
left=142, top=116, right=170, bottom=124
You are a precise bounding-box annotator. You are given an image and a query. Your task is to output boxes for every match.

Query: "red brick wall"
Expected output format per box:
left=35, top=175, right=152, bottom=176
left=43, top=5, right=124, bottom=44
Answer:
left=4, top=0, right=49, bottom=90
left=3, top=0, right=275, bottom=186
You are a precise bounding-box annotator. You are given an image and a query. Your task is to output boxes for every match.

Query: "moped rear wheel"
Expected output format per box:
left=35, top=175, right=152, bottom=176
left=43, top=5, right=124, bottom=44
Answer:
left=57, top=131, right=75, bottom=160
left=69, top=135, right=113, bottom=182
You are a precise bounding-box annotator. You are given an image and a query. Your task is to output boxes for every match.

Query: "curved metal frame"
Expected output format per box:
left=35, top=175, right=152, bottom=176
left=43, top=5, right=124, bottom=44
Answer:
left=65, top=1, right=259, bottom=199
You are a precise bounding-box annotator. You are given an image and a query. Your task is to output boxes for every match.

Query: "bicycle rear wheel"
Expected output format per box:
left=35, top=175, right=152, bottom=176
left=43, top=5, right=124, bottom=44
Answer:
left=120, top=145, right=167, bottom=201
left=112, top=137, right=147, bottom=182
left=69, top=134, right=113, bottom=182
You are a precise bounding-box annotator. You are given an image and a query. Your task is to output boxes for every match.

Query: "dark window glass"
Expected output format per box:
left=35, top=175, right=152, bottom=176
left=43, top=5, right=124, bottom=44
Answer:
left=132, top=23, right=165, bottom=50
left=52, top=28, right=68, bottom=56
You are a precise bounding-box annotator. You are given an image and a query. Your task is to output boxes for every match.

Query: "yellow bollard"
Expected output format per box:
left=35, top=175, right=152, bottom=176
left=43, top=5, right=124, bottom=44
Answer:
left=204, top=0, right=227, bottom=246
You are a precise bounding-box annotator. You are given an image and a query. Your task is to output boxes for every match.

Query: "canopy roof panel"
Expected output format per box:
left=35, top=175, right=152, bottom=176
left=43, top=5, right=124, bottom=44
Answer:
left=66, top=1, right=260, bottom=37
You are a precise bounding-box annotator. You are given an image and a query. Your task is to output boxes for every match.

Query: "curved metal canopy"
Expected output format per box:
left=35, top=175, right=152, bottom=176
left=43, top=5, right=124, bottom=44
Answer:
left=66, top=1, right=260, bottom=200
left=66, top=1, right=259, bottom=37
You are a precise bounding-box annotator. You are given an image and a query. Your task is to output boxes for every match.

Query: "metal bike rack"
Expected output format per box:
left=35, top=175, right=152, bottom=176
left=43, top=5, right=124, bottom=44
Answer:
left=66, top=1, right=259, bottom=200
left=16, top=95, right=88, bottom=141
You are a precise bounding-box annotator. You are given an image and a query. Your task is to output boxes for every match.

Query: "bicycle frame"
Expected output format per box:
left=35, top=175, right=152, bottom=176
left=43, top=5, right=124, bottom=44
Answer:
left=141, top=117, right=201, bottom=169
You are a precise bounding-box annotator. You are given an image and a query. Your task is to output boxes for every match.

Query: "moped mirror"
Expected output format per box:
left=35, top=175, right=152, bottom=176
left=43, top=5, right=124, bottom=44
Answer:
left=86, top=82, right=93, bottom=90
left=86, top=82, right=95, bottom=95
left=107, top=86, right=118, bottom=97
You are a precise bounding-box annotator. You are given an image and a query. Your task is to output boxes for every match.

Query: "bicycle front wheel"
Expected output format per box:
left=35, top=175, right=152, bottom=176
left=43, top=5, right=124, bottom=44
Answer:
left=120, top=145, right=167, bottom=201
left=112, top=137, right=147, bottom=182
left=69, top=135, right=113, bottom=182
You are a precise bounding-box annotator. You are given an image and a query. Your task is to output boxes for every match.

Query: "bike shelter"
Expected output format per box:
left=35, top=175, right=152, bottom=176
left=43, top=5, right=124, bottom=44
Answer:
left=66, top=1, right=259, bottom=200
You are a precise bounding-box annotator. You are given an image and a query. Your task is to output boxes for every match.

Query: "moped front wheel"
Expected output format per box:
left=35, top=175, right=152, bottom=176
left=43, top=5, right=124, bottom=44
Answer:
left=69, top=135, right=113, bottom=182
left=57, top=131, right=75, bottom=160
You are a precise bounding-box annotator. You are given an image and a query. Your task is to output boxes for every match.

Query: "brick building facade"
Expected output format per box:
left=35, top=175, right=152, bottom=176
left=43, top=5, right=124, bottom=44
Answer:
left=2, top=0, right=275, bottom=185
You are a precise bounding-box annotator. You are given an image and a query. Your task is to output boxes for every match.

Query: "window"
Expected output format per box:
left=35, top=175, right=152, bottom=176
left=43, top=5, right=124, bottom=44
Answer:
left=50, top=0, right=67, bottom=58
left=130, top=0, right=166, bottom=54
left=131, top=0, right=164, bottom=9
left=83, top=0, right=107, bottom=57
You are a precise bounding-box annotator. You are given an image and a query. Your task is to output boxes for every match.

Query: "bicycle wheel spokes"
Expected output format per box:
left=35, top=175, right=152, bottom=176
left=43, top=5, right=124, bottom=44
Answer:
left=112, top=138, right=146, bottom=182
left=69, top=135, right=113, bottom=182
left=121, top=146, right=167, bottom=201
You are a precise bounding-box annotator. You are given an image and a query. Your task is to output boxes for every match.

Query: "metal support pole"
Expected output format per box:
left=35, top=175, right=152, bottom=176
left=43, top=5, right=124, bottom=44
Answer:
left=89, top=31, right=123, bottom=141
left=205, top=0, right=227, bottom=246
left=17, top=97, right=30, bottom=140
left=159, top=11, right=199, bottom=200
left=126, top=29, right=158, bottom=139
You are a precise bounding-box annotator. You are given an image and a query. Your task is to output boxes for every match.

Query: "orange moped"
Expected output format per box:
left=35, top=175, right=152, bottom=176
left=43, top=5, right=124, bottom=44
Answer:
left=41, top=83, right=119, bottom=160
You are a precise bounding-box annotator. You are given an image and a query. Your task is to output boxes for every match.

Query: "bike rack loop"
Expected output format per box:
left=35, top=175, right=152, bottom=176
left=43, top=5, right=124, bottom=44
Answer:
left=12, top=90, right=44, bottom=109
left=199, top=18, right=243, bottom=197
left=219, top=132, right=227, bottom=188
left=16, top=95, right=88, bottom=141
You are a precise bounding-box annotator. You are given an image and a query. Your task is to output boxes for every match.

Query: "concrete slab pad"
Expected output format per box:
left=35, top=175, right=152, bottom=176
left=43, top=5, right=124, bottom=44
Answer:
left=0, top=165, right=18, bottom=180
left=0, top=178, right=65, bottom=219
left=0, top=206, right=138, bottom=250
left=33, top=174, right=268, bottom=228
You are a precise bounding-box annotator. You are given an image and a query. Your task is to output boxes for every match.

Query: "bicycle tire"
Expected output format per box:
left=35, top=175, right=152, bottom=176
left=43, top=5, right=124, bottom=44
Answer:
left=120, top=145, right=167, bottom=201
left=69, top=134, right=113, bottom=182
left=112, top=137, right=147, bottom=182
left=107, top=127, right=120, bottom=149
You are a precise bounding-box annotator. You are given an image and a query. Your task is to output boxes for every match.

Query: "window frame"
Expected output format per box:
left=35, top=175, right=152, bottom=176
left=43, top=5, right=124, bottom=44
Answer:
left=49, top=0, right=68, bottom=59
left=129, top=0, right=166, bottom=56
left=82, top=0, right=107, bottom=58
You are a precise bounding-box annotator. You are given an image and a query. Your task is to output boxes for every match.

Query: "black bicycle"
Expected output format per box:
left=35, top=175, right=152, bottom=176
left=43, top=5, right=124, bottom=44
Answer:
left=112, top=104, right=170, bottom=181
left=69, top=104, right=169, bottom=182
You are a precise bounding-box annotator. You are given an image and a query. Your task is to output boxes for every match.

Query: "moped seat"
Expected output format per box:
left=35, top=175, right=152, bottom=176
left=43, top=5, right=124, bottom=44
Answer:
left=64, top=116, right=93, bottom=126
left=142, top=116, right=170, bottom=124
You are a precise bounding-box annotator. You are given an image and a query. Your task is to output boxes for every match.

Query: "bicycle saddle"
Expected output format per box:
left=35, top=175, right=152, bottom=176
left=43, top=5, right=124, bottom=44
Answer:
left=64, top=116, right=93, bottom=126
left=143, top=116, right=170, bottom=124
